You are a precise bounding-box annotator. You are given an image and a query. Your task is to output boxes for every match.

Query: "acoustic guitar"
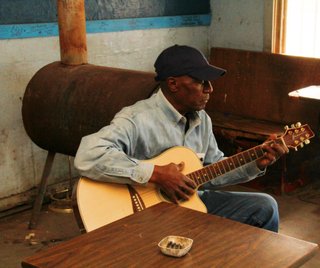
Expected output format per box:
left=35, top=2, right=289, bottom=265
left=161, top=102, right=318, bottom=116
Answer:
left=74, top=123, right=314, bottom=232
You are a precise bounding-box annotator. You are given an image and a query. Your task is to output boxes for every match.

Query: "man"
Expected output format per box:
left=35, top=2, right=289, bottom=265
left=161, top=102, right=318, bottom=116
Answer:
left=74, top=44, right=287, bottom=232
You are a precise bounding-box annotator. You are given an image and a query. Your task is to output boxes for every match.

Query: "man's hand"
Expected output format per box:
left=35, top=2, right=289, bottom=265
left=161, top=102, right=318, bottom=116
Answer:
left=256, top=134, right=289, bottom=170
left=149, top=162, right=196, bottom=204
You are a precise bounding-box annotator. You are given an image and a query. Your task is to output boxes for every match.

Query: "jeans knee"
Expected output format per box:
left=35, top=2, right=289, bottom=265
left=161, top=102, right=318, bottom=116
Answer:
left=261, top=194, right=278, bottom=215
left=257, top=194, right=279, bottom=232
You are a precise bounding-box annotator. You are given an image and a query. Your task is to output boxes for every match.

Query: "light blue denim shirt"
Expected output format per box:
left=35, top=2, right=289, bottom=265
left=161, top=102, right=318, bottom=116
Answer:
left=74, top=89, right=264, bottom=186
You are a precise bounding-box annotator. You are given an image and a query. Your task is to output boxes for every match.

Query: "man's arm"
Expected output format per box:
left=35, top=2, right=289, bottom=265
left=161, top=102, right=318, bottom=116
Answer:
left=204, top=133, right=287, bottom=188
left=74, top=118, right=153, bottom=185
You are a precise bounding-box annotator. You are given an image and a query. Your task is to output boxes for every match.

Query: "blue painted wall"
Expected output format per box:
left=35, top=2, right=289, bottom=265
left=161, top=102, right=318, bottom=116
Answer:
left=0, top=0, right=210, bottom=24
left=0, top=0, right=211, bottom=39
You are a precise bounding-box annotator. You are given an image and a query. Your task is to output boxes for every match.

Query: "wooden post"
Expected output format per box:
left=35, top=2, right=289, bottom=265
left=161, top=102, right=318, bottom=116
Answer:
left=57, top=0, right=87, bottom=65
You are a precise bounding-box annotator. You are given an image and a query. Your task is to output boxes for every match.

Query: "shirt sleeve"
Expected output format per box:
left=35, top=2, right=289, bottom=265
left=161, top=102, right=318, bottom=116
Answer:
left=207, top=160, right=266, bottom=188
left=74, top=116, right=154, bottom=184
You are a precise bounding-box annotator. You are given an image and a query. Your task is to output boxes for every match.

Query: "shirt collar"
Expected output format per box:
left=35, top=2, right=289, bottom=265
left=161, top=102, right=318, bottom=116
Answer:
left=155, top=88, right=201, bottom=126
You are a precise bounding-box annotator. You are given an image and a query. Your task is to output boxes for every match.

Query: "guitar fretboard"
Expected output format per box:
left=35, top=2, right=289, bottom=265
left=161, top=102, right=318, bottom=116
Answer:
left=187, top=144, right=266, bottom=187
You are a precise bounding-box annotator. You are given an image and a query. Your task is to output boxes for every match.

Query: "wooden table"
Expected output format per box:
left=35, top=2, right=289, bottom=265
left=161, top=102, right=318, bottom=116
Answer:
left=22, top=202, right=318, bottom=268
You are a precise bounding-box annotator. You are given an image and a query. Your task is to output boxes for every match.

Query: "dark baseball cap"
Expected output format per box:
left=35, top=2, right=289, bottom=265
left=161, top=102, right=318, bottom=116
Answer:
left=154, top=44, right=226, bottom=81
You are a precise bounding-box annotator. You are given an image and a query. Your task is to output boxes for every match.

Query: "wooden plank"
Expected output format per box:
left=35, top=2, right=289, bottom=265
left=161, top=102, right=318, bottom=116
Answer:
left=208, top=47, right=320, bottom=131
left=209, top=111, right=284, bottom=138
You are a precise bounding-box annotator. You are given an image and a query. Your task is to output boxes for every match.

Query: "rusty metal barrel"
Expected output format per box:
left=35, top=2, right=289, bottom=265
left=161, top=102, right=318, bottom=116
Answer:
left=22, top=62, right=159, bottom=156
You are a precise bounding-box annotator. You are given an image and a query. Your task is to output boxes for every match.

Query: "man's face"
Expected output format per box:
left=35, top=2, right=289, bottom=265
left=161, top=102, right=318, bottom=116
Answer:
left=170, top=75, right=213, bottom=114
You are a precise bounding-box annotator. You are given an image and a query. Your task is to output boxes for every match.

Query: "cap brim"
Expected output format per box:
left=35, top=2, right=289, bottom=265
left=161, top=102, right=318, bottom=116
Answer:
left=188, top=64, right=226, bottom=81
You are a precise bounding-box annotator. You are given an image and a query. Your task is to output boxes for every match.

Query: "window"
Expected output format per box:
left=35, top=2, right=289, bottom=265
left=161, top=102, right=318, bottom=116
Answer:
left=273, top=0, right=320, bottom=58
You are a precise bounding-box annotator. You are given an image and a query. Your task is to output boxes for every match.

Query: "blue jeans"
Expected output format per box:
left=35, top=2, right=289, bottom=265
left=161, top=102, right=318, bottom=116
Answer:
left=198, top=190, right=279, bottom=232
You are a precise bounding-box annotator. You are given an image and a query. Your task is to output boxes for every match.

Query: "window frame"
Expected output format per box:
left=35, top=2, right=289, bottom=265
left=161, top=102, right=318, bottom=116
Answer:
left=272, top=0, right=288, bottom=54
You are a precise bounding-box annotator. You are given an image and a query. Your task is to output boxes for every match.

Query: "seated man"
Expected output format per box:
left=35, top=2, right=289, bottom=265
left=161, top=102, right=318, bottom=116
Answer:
left=74, top=44, right=287, bottom=232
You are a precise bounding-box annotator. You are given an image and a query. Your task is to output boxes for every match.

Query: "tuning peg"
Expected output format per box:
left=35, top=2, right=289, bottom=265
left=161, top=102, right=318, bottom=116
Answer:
left=295, top=122, right=301, bottom=128
left=300, top=143, right=304, bottom=148
left=305, top=139, right=310, bottom=145
left=284, top=125, right=289, bottom=130
left=291, top=124, right=295, bottom=128
left=294, top=147, right=298, bottom=151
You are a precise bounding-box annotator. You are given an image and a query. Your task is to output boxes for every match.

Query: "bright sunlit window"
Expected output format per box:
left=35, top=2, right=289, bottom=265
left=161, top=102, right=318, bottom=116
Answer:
left=285, top=0, right=320, bottom=58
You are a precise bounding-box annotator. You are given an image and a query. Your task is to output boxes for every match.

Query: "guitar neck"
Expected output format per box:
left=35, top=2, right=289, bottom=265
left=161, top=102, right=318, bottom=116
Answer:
left=187, top=141, right=274, bottom=187
left=186, top=122, right=315, bottom=187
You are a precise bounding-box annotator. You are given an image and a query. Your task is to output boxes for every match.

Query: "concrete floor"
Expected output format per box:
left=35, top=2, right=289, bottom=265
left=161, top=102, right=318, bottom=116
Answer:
left=1, top=184, right=319, bottom=268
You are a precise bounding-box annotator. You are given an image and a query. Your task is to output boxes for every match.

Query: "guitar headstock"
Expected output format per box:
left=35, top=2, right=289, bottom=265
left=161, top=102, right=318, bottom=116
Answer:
left=282, top=122, right=315, bottom=151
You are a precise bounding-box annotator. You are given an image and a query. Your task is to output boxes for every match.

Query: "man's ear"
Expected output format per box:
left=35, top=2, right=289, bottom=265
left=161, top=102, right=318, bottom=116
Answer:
left=166, top=77, right=179, bottom=92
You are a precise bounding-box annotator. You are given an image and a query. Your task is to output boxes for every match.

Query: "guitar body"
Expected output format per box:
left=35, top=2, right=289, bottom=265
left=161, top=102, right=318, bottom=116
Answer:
left=75, top=146, right=207, bottom=232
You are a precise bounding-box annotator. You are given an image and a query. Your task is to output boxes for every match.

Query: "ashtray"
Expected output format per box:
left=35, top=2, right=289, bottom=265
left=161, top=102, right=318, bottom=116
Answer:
left=158, top=235, right=193, bottom=257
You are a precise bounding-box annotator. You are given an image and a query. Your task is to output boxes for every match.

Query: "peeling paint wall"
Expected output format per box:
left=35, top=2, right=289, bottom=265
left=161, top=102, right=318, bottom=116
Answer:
left=0, top=36, right=69, bottom=210
left=209, top=0, right=272, bottom=52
